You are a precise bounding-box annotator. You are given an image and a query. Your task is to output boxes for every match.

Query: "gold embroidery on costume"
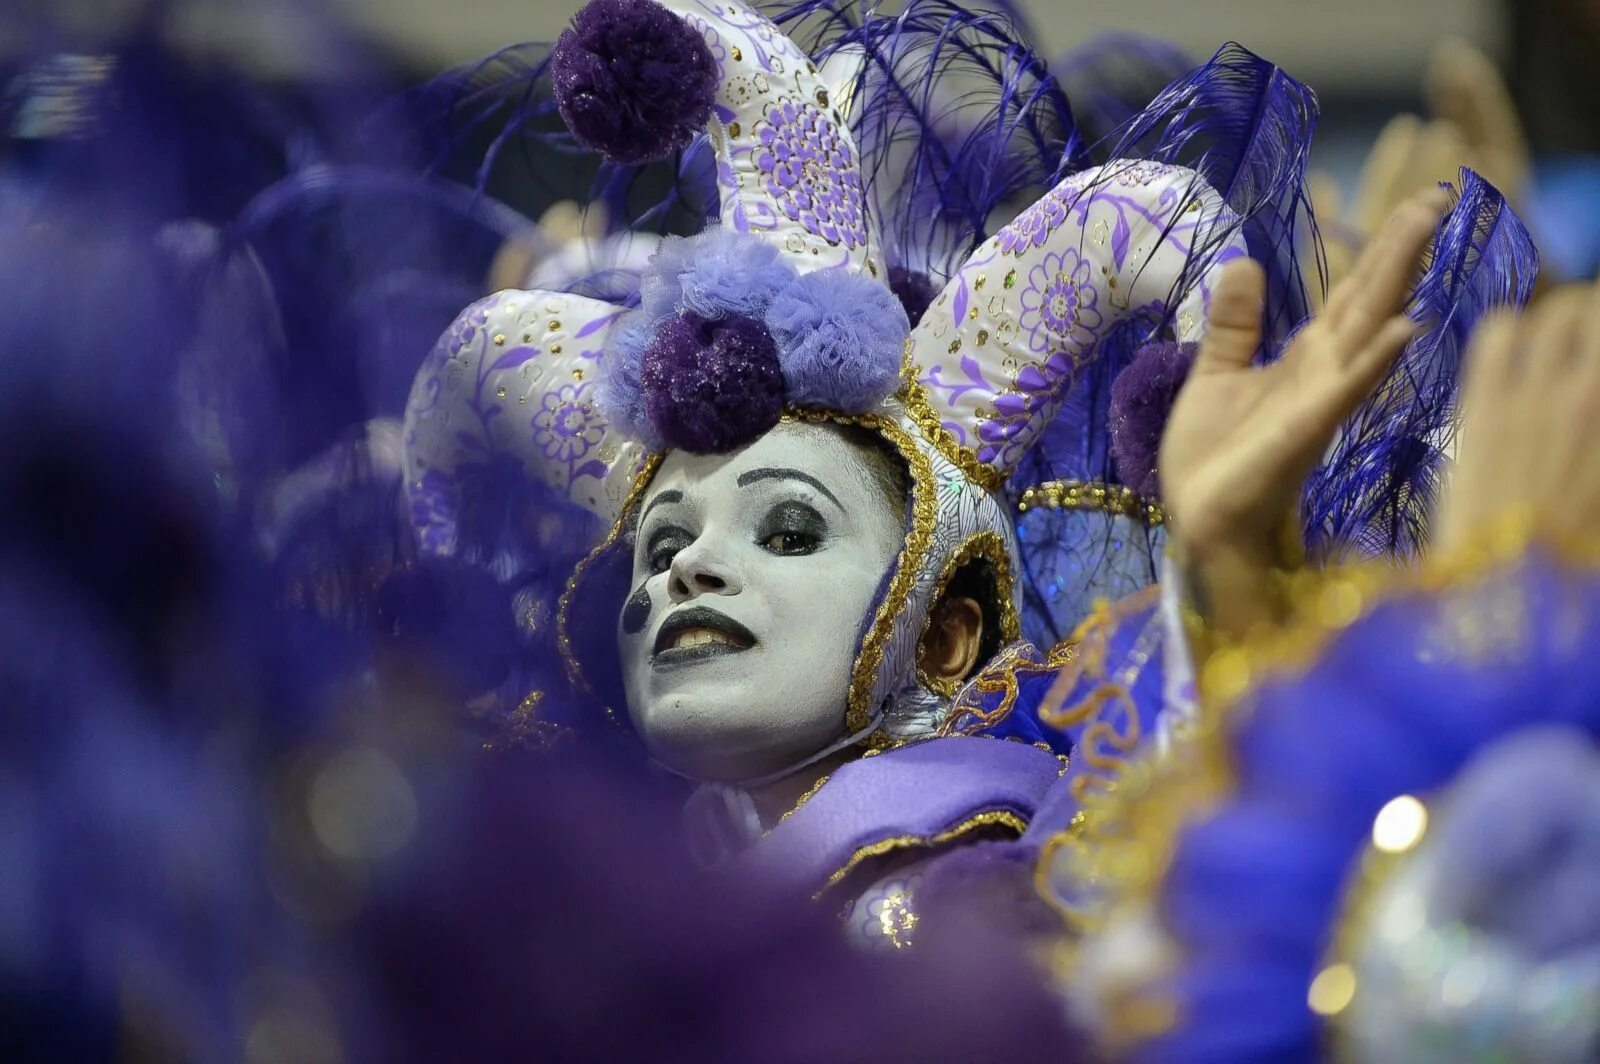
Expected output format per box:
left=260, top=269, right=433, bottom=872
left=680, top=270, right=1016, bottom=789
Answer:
left=817, top=808, right=1027, bottom=898
left=1015, top=479, right=1165, bottom=526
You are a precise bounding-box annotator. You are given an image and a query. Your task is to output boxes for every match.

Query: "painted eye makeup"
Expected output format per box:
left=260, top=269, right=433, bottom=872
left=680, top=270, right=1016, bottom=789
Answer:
left=756, top=500, right=827, bottom=556
left=644, top=524, right=693, bottom=574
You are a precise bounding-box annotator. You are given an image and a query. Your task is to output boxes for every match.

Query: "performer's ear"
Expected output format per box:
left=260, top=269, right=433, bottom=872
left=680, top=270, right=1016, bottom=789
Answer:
left=917, top=594, right=984, bottom=685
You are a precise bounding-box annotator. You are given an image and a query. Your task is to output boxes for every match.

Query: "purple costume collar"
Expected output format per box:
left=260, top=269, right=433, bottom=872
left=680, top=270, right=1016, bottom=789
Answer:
left=737, top=735, right=1065, bottom=898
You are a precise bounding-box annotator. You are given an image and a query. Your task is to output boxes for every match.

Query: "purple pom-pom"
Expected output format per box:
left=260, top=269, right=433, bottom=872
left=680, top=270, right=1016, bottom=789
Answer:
left=1109, top=340, right=1198, bottom=498
left=551, top=0, right=717, bottom=167
left=887, top=265, right=940, bottom=324
left=766, top=270, right=907, bottom=413
left=594, top=309, right=663, bottom=449
left=641, top=228, right=798, bottom=322
left=640, top=312, right=784, bottom=453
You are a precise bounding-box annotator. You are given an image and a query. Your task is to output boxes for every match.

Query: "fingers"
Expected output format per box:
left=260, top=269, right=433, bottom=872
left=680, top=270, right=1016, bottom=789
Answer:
left=1354, top=113, right=1423, bottom=237
left=1425, top=37, right=1529, bottom=200
left=1192, top=258, right=1266, bottom=376
left=1325, top=188, right=1450, bottom=345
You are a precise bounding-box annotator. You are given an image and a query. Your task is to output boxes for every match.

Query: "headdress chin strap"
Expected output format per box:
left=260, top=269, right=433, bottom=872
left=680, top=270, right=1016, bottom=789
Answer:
left=671, top=703, right=889, bottom=868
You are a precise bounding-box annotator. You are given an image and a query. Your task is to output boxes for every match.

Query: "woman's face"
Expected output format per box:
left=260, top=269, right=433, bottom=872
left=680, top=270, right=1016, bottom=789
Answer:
left=616, top=422, right=904, bottom=781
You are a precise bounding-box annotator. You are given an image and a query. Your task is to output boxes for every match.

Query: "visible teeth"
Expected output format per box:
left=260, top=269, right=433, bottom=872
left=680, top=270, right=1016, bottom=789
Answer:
left=671, top=627, right=739, bottom=650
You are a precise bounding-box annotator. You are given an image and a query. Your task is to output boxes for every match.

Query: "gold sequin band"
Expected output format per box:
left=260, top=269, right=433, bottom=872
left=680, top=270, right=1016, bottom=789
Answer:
left=1015, top=479, right=1165, bottom=526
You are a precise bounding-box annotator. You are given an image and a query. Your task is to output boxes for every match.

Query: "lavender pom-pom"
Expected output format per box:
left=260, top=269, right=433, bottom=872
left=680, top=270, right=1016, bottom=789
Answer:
left=1108, top=340, right=1198, bottom=498
left=594, top=309, right=662, bottom=449
left=887, top=265, right=939, bottom=324
left=640, top=312, right=784, bottom=452
left=766, top=270, right=907, bottom=412
left=641, top=228, right=798, bottom=322
left=551, top=0, right=717, bottom=167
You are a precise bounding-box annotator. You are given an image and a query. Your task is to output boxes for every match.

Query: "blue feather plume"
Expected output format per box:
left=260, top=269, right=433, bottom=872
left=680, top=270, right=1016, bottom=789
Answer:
left=1009, top=43, right=1321, bottom=642
left=1302, top=168, right=1539, bottom=560
left=775, top=0, right=1080, bottom=282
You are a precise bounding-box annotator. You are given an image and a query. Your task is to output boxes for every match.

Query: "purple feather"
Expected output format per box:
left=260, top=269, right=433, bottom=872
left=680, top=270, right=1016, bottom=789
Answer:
left=640, top=312, right=784, bottom=453
left=766, top=269, right=906, bottom=413
left=1108, top=341, right=1198, bottom=498
left=551, top=0, right=717, bottom=167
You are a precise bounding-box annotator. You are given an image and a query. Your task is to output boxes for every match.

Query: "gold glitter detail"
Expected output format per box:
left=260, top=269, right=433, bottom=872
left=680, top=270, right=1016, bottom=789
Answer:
left=550, top=343, right=563, bottom=354
left=556, top=452, right=665, bottom=728
left=571, top=368, right=584, bottom=381
left=492, top=332, right=506, bottom=346
left=898, top=363, right=1004, bottom=493
left=728, top=120, right=741, bottom=138
left=976, top=329, right=989, bottom=346
left=938, top=638, right=1078, bottom=735
left=1092, top=218, right=1109, bottom=244
left=483, top=690, right=575, bottom=754
left=1015, top=479, right=1164, bottom=526
left=765, top=771, right=832, bottom=836
left=495, top=385, right=507, bottom=399
left=948, top=338, right=961, bottom=353
left=974, top=274, right=986, bottom=290
left=817, top=809, right=1027, bottom=898
left=1003, top=269, right=1017, bottom=289
left=875, top=887, right=918, bottom=949
left=548, top=320, right=561, bottom=332
left=815, top=87, right=829, bottom=107
left=730, top=45, right=742, bottom=61
left=917, top=530, right=1021, bottom=698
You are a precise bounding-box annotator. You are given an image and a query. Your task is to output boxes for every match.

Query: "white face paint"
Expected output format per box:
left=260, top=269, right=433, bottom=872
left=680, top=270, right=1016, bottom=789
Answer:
left=616, top=422, right=905, bottom=781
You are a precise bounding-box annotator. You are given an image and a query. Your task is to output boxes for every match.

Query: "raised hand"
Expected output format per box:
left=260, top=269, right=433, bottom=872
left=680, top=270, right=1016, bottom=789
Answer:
left=1160, top=188, right=1450, bottom=635
left=1434, top=282, right=1600, bottom=554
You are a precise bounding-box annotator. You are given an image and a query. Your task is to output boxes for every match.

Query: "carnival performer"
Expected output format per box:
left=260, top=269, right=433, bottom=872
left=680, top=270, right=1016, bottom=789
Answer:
left=402, top=0, right=1527, bottom=945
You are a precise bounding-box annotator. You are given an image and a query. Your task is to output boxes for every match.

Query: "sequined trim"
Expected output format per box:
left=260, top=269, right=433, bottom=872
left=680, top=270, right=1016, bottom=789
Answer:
left=898, top=365, right=1004, bottom=492
left=483, top=689, right=575, bottom=754
left=765, top=770, right=832, bottom=836
left=1015, top=479, right=1165, bottom=526
left=916, top=530, right=1022, bottom=698
left=816, top=808, right=1028, bottom=898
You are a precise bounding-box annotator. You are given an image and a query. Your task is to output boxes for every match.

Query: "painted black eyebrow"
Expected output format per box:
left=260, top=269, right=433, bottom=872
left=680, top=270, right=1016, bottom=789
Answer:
left=735, top=467, right=844, bottom=512
left=638, top=489, right=685, bottom=531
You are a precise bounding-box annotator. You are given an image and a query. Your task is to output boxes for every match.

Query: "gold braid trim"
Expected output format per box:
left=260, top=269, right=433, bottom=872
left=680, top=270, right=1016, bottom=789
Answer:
left=816, top=808, right=1028, bottom=899
left=897, top=367, right=1005, bottom=492
left=1016, top=479, right=1165, bottom=526
left=917, top=530, right=1022, bottom=698
left=765, top=771, right=832, bottom=836
left=555, top=451, right=664, bottom=728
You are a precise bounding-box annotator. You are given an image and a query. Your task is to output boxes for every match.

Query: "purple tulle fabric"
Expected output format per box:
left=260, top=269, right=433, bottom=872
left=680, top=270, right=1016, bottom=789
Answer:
left=766, top=268, right=906, bottom=413
left=640, top=312, right=784, bottom=452
left=1108, top=340, right=1197, bottom=498
left=593, top=308, right=663, bottom=449
left=641, top=227, right=799, bottom=322
left=887, top=265, right=940, bottom=324
left=551, top=0, right=717, bottom=166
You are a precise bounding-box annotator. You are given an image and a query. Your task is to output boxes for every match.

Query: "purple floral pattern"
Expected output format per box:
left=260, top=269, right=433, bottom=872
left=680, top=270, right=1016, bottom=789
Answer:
left=1017, top=247, right=1104, bottom=358
left=996, top=191, right=1066, bottom=256
left=532, top=384, right=604, bottom=465
left=409, top=468, right=460, bottom=557
left=753, top=101, right=867, bottom=249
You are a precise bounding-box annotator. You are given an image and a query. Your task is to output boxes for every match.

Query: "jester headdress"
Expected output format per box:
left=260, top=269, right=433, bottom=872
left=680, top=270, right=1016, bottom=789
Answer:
left=401, top=0, right=1306, bottom=744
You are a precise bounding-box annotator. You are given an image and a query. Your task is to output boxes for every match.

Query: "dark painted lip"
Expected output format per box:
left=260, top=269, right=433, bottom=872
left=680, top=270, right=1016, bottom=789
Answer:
left=652, top=604, right=758, bottom=659
left=652, top=640, right=752, bottom=671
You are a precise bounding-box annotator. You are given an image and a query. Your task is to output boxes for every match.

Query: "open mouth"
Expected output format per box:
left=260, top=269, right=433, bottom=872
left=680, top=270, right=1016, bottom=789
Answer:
left=652, top=605, right=756, bottom=668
